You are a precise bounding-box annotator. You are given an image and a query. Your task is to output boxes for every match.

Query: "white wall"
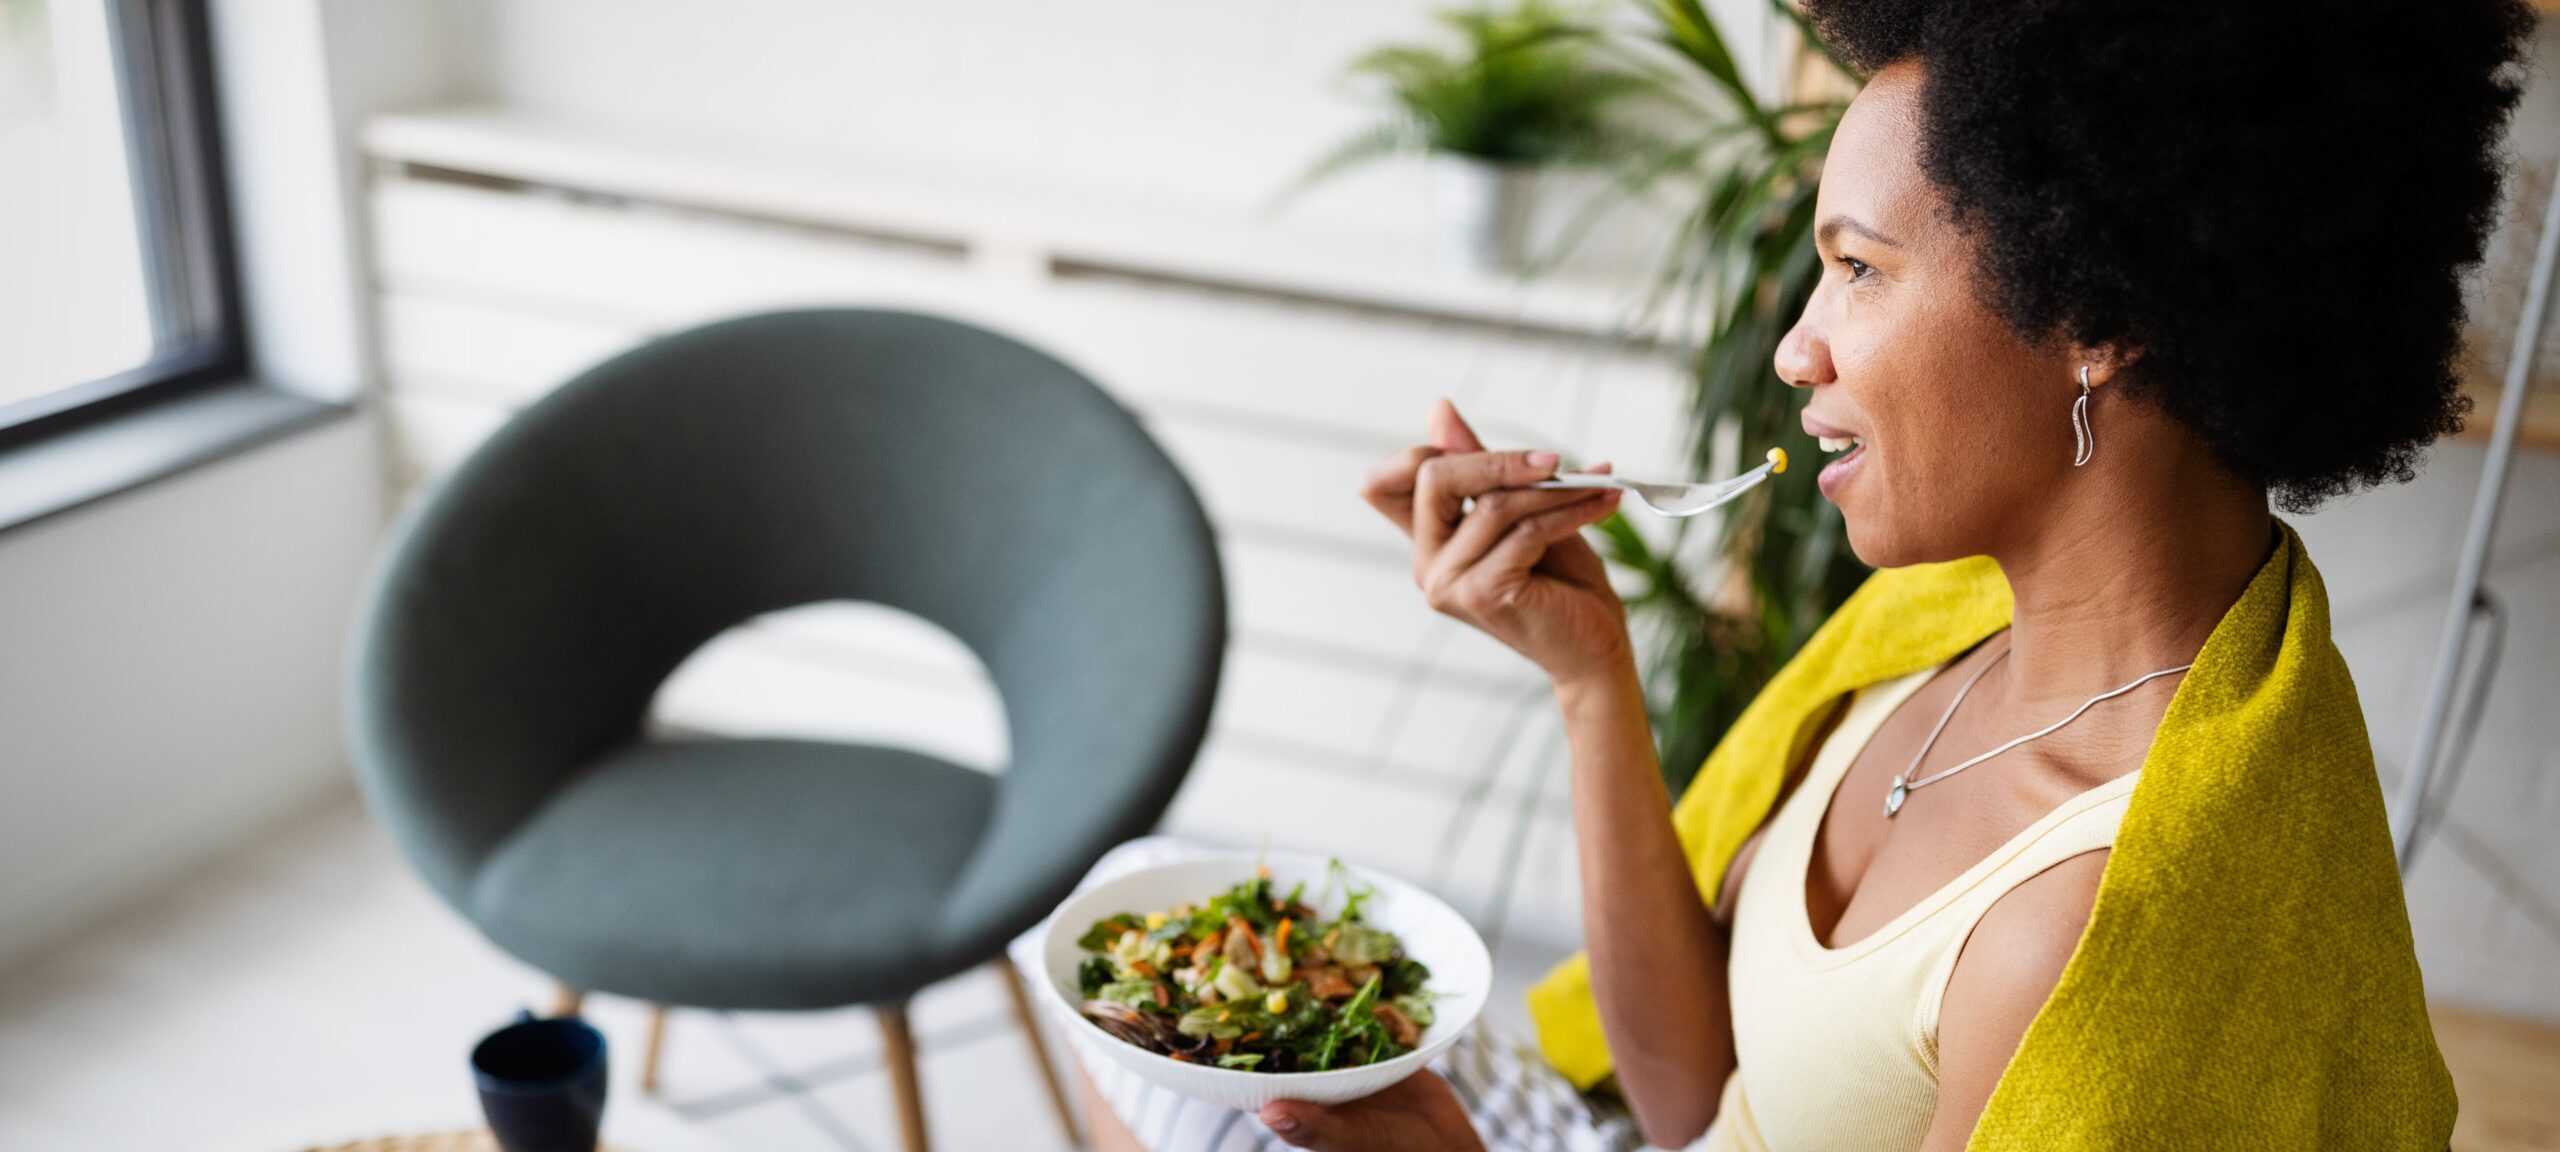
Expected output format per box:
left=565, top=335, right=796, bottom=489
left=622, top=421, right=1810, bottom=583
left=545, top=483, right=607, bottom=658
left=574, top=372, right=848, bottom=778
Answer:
left=0, top=417, right=380, bottom=968
left=2300, top=443, right=2560, bottom=1022
left=451, top=0, right=1780, bottom=271
left=0, top=0, right=475, bottom=970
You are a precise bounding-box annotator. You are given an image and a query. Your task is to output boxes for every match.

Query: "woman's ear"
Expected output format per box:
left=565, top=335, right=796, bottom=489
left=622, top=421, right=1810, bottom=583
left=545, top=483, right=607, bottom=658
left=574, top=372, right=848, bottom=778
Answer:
left=2075, top=345, right=2137, bottom=392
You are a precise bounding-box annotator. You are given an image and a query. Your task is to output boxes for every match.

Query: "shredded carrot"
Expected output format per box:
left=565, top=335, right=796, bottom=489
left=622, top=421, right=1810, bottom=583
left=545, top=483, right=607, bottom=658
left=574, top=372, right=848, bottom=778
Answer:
left=1240, top=1030, right=1263, bottom=1043
left=1257, top=863, right=1271, bottom=880
left=1130, top=960, right=1158, bottom=978
left=1277, top=918, right=1293, bottom=952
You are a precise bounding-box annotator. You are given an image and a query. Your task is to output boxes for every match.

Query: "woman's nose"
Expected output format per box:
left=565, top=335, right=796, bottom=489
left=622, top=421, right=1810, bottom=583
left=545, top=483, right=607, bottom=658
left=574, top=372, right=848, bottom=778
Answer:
left=1774, top=311, right=1831, bottom=391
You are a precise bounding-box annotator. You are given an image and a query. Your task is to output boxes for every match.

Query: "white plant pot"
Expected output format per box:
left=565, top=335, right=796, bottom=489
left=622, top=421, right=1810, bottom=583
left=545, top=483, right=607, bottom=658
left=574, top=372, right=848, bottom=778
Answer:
left=1423, top=153, right=1543, bottom=274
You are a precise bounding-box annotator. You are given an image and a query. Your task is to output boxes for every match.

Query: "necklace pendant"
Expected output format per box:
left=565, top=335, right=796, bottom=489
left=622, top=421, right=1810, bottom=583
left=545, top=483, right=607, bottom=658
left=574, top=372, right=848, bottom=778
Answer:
left=1884, top=780, right=1909, bottom=818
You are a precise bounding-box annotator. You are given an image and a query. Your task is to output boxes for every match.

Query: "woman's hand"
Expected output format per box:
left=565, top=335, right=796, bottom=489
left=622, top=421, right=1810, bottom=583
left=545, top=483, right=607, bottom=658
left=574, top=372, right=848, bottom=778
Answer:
left=1258, top=1070, right=1486, bottom=1152
left=1362, top=398, right=1632, bottom=687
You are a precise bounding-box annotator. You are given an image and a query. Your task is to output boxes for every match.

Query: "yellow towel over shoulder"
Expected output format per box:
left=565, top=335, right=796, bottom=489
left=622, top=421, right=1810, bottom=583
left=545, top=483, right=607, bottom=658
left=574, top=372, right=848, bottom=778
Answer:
left=1526, top=521, right=2455, bottom=1149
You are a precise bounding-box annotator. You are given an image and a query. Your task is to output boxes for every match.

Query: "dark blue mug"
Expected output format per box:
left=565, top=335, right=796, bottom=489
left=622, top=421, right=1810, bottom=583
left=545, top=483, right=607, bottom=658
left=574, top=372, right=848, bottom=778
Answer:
left=471, top=1010, right=608, bottom=1152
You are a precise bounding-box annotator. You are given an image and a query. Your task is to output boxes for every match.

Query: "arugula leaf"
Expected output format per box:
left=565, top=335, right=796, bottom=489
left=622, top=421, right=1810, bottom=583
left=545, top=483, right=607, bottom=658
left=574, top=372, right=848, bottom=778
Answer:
left=1312, top=973, right=1388, bottom=1070
left=1326, top=859, right=1376, bottom=923
left=1202, top=876, right=1283, bottom=931
left=1382, top=955, right=1433, bottom=997
left=1078, top=914, right=1141, bottom=952
left=1077, top=956, right=1116, bottom=997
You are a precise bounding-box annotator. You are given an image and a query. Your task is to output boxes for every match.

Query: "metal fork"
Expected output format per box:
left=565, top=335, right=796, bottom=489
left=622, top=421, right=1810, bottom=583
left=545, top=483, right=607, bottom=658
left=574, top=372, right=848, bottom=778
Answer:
left=1530, top=457, right=1780, bottom=518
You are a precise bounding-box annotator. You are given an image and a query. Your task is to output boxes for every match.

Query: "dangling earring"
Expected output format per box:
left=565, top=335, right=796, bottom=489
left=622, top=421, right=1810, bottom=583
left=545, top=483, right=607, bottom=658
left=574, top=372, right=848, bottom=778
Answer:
left=2071, top=364, right=2095, bottom=467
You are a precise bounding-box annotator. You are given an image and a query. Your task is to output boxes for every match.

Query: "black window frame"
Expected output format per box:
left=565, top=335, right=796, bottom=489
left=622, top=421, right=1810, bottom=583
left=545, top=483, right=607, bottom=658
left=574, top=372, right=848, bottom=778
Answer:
left=0, top=0, right=246, bottom=453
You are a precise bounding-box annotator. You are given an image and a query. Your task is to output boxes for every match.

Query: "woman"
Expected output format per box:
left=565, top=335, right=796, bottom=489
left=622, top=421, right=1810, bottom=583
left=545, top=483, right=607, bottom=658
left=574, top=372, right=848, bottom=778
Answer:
left=1059, top=0, right=2536, bottom=1148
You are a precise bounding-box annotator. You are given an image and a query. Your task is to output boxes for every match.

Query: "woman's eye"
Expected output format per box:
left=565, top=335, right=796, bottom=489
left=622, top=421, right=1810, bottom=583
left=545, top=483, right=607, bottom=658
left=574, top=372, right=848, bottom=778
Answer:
left=1836, top=255, right=1873, bottom=281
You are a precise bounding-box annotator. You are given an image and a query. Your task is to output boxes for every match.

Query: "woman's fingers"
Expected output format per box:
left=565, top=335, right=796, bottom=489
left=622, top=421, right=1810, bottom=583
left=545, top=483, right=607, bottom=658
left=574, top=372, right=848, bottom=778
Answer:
left=1361, top=444, right=1444, bottom=537
left=1362, top=400, right=1507, bottom=540
left=1420, top=486, right=1612, bottom=597
left=1258, top=1071, right=1481, bottom=1152
left=1477, top=490, right=1622, bottom=585
left=1426, top=490, right=1622, bottom=619
left=1412, top=449, right=1561, bottom=559
left=1428, top=397, right=1487, bottom=453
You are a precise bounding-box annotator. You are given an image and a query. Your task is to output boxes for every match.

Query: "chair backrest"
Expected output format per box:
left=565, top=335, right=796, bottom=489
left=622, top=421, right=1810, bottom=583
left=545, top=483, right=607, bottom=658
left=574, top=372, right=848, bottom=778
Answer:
left=346, top=308, right=1226, bottom=949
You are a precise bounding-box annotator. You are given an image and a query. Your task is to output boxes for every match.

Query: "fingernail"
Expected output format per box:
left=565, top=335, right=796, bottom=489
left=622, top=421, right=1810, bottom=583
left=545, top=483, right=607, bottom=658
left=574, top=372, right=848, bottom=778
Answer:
left=1267, top=1115, right=1301, bottom=1134
left=1527, top=450, right=1559, bottom=469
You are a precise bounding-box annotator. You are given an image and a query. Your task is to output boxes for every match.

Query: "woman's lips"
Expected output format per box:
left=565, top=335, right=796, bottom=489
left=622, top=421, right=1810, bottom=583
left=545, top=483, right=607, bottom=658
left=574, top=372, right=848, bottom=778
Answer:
left=1801, top=414, right=1866, bottom=501
left=1817, top=440, right=1867, bottom=500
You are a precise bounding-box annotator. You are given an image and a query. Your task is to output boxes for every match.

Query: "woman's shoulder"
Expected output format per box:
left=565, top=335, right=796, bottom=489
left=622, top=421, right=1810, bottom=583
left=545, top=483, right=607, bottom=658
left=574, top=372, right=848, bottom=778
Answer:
left=1951, top=848, right=2111, bottom=996
left=1925, top=849, right=2111, bottom=1145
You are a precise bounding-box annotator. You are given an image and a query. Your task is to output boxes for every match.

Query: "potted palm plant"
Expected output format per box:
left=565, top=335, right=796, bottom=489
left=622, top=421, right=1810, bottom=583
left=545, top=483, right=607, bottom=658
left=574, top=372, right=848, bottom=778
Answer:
left=1297, top=0, right=1872, bottom=943
left=1436, top=0, right=1878, bottom=945
left=1583, top=0, right=1868, bottom=792
left=1277, top=0, right=1665, bottom=272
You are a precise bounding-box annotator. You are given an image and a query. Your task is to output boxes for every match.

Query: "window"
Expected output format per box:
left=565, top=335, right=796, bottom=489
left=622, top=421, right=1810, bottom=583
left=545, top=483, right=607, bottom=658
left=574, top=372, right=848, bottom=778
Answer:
left=0, top=0, right=240, bottom=440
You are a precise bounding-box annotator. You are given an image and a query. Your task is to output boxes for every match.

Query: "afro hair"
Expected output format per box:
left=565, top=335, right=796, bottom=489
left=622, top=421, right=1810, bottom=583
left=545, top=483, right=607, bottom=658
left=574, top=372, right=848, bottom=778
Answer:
left=1800, top=0, right=2540, bottom=509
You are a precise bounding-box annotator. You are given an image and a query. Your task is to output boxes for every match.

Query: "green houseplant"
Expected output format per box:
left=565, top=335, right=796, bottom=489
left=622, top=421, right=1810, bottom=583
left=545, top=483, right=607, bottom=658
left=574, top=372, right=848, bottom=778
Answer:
left=1414, top=0, right=1870, bottom=800
left=1299, top=0, right=1872, bottom=941
left=1571, top=0, right=1869, bottom=793
left=1274, top=0, right=1665, bottom=271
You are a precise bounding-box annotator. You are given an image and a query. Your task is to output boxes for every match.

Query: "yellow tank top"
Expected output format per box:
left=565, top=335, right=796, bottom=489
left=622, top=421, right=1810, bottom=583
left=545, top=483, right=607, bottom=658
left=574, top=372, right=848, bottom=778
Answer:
left=1695, top=663, right=2142, bottom=1152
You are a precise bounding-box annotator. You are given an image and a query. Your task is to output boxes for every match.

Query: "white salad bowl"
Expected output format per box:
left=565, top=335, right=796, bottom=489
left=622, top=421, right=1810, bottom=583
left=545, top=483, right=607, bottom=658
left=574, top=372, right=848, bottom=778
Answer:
left=1036, top=852, right=1491, bottom=1110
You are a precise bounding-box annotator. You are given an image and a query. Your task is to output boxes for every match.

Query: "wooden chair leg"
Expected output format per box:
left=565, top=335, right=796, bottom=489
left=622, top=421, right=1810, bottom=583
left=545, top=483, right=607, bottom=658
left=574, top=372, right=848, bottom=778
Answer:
left=878, top=1001, right=931, bottom=1152
left=550, top=984, right=586, bottom=1018
left=641, top=1004, right=670, bottom=1095
left=994, top=960, right=1082, bottom=1146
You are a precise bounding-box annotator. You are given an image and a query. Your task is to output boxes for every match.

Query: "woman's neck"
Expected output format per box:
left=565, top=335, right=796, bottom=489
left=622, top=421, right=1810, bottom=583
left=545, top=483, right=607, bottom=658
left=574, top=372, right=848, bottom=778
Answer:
left=1990, top=463, right=2275, bottom=707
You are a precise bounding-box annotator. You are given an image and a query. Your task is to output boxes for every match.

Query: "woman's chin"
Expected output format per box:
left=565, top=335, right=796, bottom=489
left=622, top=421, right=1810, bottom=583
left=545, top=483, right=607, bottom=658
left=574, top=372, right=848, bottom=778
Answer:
left=1831, top=458, right=1957, bottom=569
left=1839, top=506, right=1935, bottom=570
left=1841, top=517, right=1897, bottom=568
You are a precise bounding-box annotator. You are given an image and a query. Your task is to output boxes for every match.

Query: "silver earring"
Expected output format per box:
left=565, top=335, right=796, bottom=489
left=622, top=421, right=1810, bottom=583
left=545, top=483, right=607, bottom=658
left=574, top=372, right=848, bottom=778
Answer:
left=2071, top=364, right=2095, bottom=467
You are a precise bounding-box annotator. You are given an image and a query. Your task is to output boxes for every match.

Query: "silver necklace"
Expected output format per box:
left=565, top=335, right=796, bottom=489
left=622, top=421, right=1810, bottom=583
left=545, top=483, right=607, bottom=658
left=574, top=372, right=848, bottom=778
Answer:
left=1884, top=644, right=2194, bottom=818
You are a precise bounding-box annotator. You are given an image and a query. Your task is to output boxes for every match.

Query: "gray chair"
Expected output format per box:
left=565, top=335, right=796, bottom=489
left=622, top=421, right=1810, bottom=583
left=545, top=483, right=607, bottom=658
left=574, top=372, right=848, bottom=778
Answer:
left=344, top=308, right=1226, bottom=1151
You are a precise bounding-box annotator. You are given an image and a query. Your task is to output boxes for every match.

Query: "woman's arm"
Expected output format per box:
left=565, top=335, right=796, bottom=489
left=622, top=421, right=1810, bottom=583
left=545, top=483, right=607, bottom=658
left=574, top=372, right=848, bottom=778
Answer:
left=1333, top=398, right=1738, bottom=1148
left=1559, top=658, right=1739, bottom=1148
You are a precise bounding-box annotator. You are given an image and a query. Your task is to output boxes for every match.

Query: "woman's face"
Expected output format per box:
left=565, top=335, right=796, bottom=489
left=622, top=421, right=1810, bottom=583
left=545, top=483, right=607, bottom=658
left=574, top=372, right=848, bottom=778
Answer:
left=1776, top=60, right=2090, bottom=568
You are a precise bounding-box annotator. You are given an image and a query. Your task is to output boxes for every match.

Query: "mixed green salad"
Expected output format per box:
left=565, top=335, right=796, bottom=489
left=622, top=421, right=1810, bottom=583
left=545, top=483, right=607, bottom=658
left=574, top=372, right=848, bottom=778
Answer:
left=1073, top=863, right=1438, bottom=1073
